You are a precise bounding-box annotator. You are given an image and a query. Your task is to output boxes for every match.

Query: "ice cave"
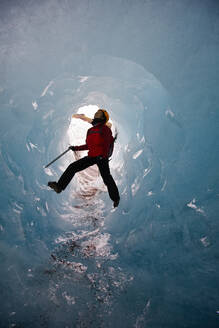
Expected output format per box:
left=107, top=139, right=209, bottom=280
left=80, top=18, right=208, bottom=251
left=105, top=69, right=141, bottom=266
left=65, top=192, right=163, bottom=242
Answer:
left=0, top=0, right=219, bottom=327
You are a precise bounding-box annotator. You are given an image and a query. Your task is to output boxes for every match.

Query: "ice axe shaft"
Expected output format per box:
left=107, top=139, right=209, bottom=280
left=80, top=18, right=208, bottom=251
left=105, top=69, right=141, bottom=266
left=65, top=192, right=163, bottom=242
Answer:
left=44, top=148, right=70, bottom=168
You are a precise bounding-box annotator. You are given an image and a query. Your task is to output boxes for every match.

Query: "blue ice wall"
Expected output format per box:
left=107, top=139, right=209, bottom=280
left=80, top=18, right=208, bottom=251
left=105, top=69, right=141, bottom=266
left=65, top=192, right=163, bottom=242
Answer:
left=0, top=1, right=219, bottom=327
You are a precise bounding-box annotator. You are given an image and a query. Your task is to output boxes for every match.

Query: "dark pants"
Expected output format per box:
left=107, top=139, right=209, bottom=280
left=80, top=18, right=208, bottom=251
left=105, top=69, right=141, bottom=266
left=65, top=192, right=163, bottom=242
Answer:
left=57, top=156, right=120, bottom=202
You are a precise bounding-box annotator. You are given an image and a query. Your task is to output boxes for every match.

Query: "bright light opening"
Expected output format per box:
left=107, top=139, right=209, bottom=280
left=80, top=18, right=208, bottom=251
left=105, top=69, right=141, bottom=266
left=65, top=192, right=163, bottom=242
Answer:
left=67, top=105, right=98, bottom=150
left=67, top=105, right=113, bottom=147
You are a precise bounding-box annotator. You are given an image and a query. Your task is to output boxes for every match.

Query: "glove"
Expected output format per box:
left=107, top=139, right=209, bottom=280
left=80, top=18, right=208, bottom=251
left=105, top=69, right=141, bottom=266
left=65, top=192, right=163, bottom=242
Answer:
left=69, top=146, right=76, bottom=151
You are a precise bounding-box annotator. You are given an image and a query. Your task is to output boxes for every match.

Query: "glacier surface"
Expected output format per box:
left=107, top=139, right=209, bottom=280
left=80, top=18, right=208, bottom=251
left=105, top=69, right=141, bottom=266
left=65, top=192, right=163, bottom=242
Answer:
left=0, top=0, right=219, bottom=327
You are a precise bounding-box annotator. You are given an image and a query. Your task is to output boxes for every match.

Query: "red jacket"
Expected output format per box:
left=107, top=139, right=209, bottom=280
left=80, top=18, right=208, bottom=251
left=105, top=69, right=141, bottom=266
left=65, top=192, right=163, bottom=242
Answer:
left=74, top=124, right=114, bottom=158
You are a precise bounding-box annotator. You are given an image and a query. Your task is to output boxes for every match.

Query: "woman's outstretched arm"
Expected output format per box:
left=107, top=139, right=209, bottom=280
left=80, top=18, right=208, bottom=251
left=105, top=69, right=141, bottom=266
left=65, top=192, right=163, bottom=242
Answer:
left=72, top=113, right=112, bottom=128
left=72, top=113, right=92, bottom=123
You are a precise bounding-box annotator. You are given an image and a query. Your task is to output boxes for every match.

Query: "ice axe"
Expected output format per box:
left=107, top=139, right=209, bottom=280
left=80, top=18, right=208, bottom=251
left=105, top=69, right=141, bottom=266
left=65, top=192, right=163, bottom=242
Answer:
left=44, top=148, right=71, bottom=168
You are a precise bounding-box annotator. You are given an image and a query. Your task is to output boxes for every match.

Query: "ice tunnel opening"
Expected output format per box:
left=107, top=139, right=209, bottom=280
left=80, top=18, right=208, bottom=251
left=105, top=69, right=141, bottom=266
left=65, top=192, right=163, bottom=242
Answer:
left=40, top=56, right=171, bottom=217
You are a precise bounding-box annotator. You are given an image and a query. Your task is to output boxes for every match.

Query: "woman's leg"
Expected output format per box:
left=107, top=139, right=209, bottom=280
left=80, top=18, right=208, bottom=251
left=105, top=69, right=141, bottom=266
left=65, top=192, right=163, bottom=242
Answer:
left=97, top=158, right=120, bottom=205
left=57, top=156, right=96, bottom=190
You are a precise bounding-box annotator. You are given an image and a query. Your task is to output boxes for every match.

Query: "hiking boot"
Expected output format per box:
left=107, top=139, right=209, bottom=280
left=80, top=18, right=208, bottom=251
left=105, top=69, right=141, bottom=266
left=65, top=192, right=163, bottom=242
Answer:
left=48, top=181, right=62, bottom=193
left=113, top=198, right=120, bottom=208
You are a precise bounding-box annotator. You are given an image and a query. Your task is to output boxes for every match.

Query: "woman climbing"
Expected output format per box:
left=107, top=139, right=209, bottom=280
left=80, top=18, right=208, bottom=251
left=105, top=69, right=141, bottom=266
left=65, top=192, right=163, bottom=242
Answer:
left=48, top=109, right=120, bottom=207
